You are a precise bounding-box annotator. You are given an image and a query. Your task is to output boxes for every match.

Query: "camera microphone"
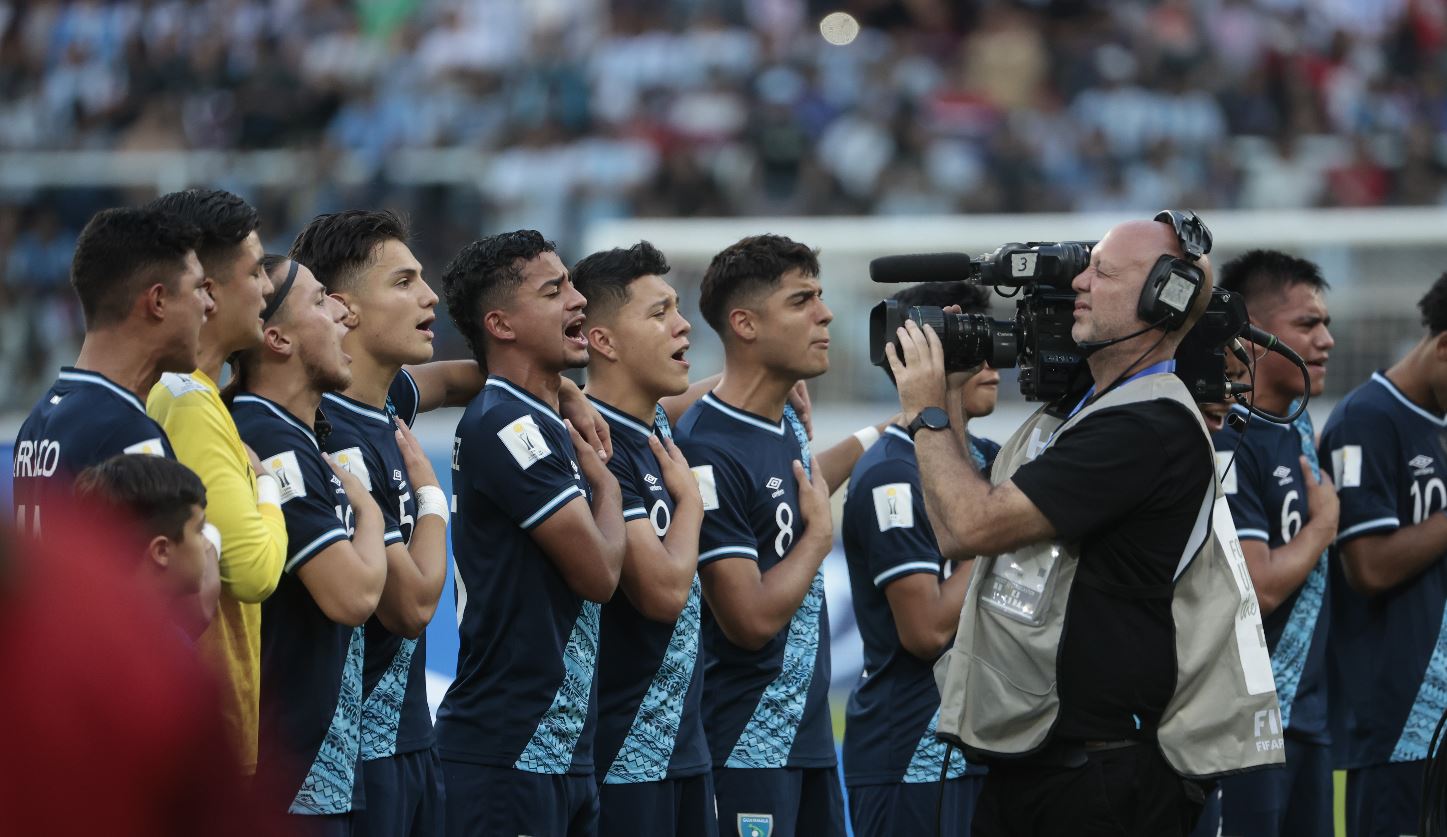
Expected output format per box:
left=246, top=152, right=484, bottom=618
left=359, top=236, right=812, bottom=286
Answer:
left=1241, top=324, right=1306, bottom=367
left=869, top=253, right=975, bottom=284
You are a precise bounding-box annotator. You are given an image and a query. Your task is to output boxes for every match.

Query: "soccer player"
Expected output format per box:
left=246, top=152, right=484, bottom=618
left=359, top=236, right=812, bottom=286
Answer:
left=438, top=230, right=627, bottom=837
left=841, top=281, right=1000, bottom=837
left=1323, top=271, right=1447, bottom=836
left=674, top=234, right=867, bottom=837
left=145, top=188, right=287, bottom=777
left=288, top=209, right=450, bottom=836
left=230, top=256, right=388, bottom=834
left=570, top=242, right=715, bottom=836
left=1209, top=250, right=1338, bottom=836
left=12, top=206, right=212, bottom=537
left=75, top=453, right=217, bottom=641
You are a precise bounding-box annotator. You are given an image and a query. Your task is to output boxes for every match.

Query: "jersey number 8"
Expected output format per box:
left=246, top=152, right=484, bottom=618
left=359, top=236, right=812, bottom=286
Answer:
left=774, top=501, right=794, bottom=557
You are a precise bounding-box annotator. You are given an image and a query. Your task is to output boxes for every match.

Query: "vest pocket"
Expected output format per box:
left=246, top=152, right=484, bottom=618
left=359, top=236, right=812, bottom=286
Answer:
left=936, top=640, right=1059, bottom=753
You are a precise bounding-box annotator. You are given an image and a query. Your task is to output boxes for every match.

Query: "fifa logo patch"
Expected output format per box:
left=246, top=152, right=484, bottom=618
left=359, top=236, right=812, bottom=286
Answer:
left=497, top=415, right=551, bottom=470
left=266, top=450, right=307, bottom=503
left=738, top=814, right=773, bottom=837
left=872, top=482, right=915, bottom=531
left=334, top=446, right=371, bottom=491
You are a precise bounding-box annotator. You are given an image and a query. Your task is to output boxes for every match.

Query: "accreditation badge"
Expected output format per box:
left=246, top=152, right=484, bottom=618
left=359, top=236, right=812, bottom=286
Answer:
left=979, top=542, right=1063, bottom=627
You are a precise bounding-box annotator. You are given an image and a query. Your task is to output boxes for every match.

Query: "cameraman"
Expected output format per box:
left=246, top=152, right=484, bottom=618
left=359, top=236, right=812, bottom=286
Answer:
left=888, top=215, right=1282, bottom=836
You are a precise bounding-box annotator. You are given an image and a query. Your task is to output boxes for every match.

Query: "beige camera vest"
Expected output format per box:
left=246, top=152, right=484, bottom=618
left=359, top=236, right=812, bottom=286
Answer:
left=934, top=371, right=1285, bottom=779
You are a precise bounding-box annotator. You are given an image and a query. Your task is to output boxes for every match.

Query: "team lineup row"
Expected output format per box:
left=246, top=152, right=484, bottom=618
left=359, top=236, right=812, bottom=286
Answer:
left=10, top=189, right=1447, bottom=837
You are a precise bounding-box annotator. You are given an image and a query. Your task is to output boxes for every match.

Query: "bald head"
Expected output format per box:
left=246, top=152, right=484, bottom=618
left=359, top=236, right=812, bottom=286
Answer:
left=1072, top=216, right=1212, bottom=349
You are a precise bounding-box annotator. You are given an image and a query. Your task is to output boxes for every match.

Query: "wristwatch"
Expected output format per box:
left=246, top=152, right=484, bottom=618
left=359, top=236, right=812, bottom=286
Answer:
left=906, top=407, right=951, bottom=439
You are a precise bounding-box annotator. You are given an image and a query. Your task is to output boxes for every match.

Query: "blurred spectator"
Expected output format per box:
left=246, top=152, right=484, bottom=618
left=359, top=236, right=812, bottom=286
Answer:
left=1, top=0, right=1445, bottom=407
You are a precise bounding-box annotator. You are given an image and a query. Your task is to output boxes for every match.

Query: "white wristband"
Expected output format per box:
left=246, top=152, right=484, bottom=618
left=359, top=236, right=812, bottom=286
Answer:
left=852, top=425, right=882, bottom=450
left=255, top=473, right=281, bottom=508
left=416, top=484, right=450, bottom=525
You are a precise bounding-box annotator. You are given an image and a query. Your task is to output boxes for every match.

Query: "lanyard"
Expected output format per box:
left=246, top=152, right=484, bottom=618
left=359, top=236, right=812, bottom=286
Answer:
left=1067, top=359, right=1178, bottom=420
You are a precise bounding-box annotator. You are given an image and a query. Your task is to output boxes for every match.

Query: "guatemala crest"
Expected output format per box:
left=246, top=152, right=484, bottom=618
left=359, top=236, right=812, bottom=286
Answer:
left=738, top=814, right=773, bottom=837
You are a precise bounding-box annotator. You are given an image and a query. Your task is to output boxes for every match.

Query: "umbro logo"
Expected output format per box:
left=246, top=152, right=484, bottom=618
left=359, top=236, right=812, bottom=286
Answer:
left=766, top=477, right=782, bottom=490
left=394, top=469, right=404, bottom=482
left=1273, top=466, right=1293, bottom=485
left=1410, top=455, right=1435, bottom=476
left=644, top=473, right=658, bottom=485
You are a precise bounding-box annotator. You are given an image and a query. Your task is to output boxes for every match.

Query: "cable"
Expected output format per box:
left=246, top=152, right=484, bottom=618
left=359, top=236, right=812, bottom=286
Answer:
left=1420, top=704, right=1447, bottom=836
left=937, top=743, right=954, bottom=837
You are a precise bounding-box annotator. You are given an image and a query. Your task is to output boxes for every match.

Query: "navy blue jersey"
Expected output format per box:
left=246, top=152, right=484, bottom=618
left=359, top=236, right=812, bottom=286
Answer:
left=232, top=393, right=365, bottom=815
left=1213, top=406, right=1330, bottom=743
left=842, top=426, right=990, bottom=787
left=674, top=393, right=834, bottom=769
left=587, top=396, right=710, bottom=784
left=323, top=383, right=432, bottom=759
left=436, top=376, right=600, bottom=775
left=1322, top=371, right=1447, bottom=766
left=387, top=368, right=421, bottom=428
left=12, top=368, right=174, bottom=538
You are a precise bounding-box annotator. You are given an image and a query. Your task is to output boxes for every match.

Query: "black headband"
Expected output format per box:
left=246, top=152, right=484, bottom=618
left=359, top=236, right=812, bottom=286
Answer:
left=260, top=259, right=301, bottom=323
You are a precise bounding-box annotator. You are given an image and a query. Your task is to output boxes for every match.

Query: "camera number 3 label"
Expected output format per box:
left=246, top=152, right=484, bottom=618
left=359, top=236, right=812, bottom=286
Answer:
left=1012, top=252, right=1038, bottom=278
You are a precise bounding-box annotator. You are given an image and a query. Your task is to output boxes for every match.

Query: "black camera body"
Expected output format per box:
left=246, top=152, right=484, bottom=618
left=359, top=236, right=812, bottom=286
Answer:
left=867, top=237, right=1247, bottom=409
left=868, top=241, right=1092, bottom=404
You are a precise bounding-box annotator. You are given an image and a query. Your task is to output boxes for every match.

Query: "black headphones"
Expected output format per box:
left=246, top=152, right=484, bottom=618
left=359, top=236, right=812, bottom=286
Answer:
left=1136, top=209, right=1212, bottom=331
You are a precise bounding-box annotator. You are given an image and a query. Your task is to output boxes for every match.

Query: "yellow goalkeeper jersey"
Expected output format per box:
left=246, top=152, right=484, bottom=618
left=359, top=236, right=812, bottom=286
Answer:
left=148, top=370, right=287, bottom=774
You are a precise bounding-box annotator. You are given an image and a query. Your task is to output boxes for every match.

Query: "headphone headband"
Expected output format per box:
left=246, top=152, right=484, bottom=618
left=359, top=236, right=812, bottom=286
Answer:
left=1154, top=209, right=1213, bottom=263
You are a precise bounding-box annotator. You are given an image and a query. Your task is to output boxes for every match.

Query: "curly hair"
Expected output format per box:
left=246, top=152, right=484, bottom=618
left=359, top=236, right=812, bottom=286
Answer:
left=441, top=230, right=557, bottom=362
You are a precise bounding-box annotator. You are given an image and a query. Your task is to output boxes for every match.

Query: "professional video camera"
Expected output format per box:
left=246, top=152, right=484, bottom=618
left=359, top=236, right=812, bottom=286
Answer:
left=867, top=213, right=1309, bottom=423
left=868, top=242, right=1090, bottom=405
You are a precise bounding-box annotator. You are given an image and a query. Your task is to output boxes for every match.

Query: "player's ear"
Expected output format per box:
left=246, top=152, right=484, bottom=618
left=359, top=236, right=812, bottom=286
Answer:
left=728, top=307, right=757, bottom=344
left=329, top=292, right=359, bottom=328
left=483, top=309, right=514, bottom=344
left=146, top=534, right=172, bottom=573
left=586, top=323, right=618, bottom=361
left=141, top=282, right=169, bottom=321
left=263, top=323, right=291, bottom=357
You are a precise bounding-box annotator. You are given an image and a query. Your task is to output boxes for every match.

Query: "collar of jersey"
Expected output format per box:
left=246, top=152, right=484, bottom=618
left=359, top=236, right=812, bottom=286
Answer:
left=485, top=376, right=565, bottom=429
left=322, top=390, right=391, bottom=426
left=884, top=425, right=914, bottom=446
left=232, top=393, right=320, bottom=449
left=586, top=394, right=653, bottom=439
left=700, top=392, right=785, bottom=436
left=1372, top=371, right=1447, bottom=427
left=58, top=367, right=145, bottom=414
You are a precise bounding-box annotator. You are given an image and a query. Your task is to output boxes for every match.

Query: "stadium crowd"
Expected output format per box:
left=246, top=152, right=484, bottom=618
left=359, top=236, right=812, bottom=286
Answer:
left=2, top=0, right=1446, bottom=409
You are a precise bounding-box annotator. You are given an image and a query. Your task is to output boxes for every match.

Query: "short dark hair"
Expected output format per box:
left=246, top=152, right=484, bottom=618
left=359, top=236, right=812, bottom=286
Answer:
left=71, top=207, right=200, bottom=330
left=75, top=454, right=207, bottom=543
left=889, top=281, right=991, bottom=316
left=571, top=241, right=671, bottom=322
left=442, top=230, right=557, bottom=361
left=1218, top=249, right=1330, bottom=310
left=147, top=189, right=259, bottom=277
left=698, top=234, right=819, bottom=335
left=289, top=209, right=410, bottom=293
left=1419, top=272, right=1447, bottom=335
